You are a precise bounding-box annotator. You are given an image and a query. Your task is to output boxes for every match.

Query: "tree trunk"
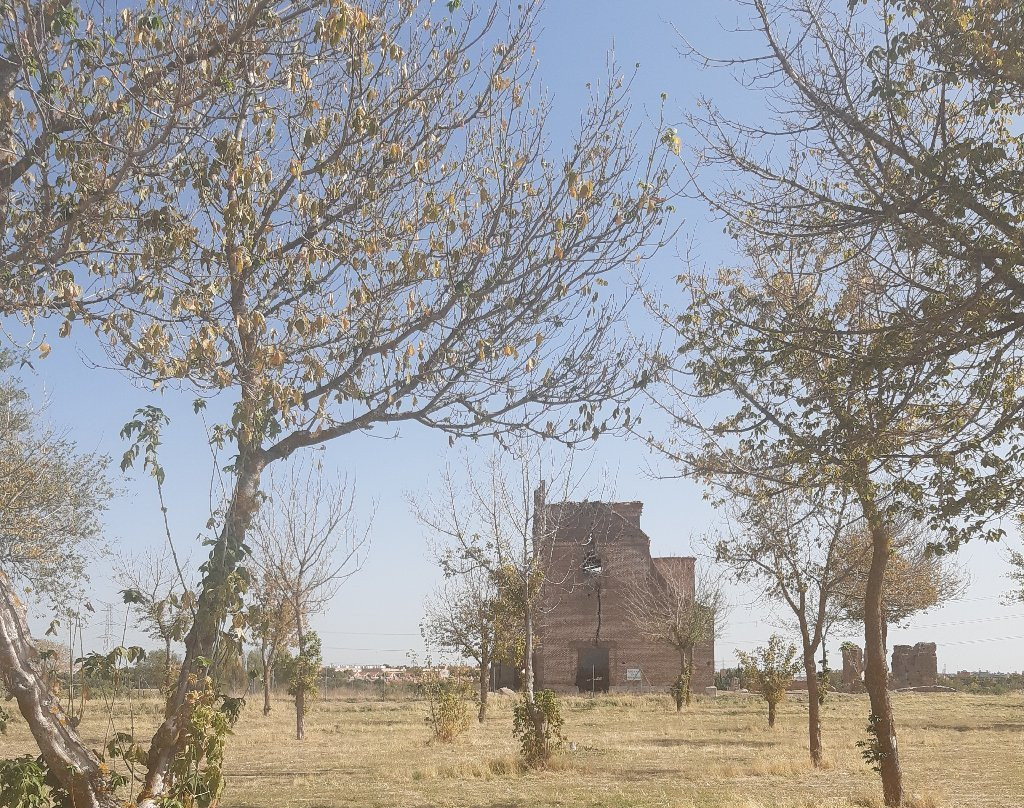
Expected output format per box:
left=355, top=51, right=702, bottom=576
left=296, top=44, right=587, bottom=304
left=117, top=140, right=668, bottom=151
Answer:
left=524, top=484, right=548, bottom=760
left=478, top=653, right=490, bottom=723
left=523, top=598, right=537, bottom=702
left=295, top=612, right=306, bottom=741
left=0, top=570, right=121, bottom=808
left=523, top=490, right=543, bottom=736
left=768, top=699, right=777, bottom=728
left=675, top=650, right=685, bottom=712
left=138, top=453, right=267, bottom=805
left=859, top=486, right=904, bottom=807
left=163, top=636, right=172, bottom=689
left=803, top=646, right=823, bottom=767
left=523, top=591, right=546, bottom=745
left=262, top=651, right=272, bottom=716
left=683, top=650, right=694, bottom=707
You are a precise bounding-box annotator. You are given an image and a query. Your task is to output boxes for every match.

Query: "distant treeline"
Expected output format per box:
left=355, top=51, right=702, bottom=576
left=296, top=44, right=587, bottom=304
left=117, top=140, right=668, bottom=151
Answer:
left=938, top=673, right=1024, bottom=695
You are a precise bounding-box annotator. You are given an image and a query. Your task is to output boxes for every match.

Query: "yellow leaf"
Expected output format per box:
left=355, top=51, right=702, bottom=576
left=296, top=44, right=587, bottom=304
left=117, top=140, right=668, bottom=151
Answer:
left=38, top=342, right=51, bottom=359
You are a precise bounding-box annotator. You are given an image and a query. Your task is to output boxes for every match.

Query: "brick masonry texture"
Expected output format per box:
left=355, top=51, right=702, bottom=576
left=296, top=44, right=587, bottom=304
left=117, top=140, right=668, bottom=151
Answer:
left=841, top=643, right=865, bottom=692
left=837, top=641, right=939, bottom=691
left=532, top=493, right=714, bottom=693
left=891, top=642, right=937, bottom=689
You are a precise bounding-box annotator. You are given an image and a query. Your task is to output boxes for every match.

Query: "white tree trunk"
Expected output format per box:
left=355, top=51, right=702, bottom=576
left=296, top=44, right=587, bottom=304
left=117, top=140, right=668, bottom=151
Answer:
left=0, top=570, right=120, bottom=808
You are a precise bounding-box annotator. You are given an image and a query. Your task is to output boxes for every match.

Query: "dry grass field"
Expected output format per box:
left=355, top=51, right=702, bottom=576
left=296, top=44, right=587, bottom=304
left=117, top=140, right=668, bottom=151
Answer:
left=4, top=690, right=1022, bottom=807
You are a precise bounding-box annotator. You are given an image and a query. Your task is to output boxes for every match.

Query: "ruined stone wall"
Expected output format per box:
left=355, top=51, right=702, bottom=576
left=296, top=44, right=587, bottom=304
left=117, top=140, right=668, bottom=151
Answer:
left=534, top=499, right=715, bottom=693
left=841, top=643, right=864, bottom=692
left=891, top=642, right=937, bottom=689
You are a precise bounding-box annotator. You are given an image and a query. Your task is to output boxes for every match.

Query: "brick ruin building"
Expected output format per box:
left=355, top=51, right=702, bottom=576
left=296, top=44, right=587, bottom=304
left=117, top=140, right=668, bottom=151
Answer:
left=531, top=488, right=715, bottom=693
left=838, top=641, right=938, bottom=690
left=891, top=642, right=938, bottom=689
left=841, top=643, right=865, bottom=691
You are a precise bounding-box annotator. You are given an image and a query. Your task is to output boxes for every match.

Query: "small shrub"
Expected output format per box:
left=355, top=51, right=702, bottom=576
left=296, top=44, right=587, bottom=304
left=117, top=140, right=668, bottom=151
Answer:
left=512, top=689, right=564, bottom=767
left=423, top=671, right=473, bottom=742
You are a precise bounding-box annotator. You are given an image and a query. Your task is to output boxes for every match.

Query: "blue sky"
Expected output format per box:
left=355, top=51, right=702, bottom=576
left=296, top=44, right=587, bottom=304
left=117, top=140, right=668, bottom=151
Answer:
left=19, top=0, right=1023, bottom=673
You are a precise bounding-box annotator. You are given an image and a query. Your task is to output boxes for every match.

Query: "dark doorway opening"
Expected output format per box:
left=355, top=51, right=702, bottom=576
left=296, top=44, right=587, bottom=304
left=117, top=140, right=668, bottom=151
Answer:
left=490, top=661, right=521, bottom=691
left=576, top=646, right=609, bottom=693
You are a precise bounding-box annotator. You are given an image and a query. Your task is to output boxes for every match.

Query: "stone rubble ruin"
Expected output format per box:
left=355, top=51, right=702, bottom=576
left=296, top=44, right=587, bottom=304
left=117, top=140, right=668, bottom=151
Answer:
left=891, top=642, right=938, bottom=689
left=841, top=643, right=864, bottom=692
left=839, top=641, right=940, bottom=691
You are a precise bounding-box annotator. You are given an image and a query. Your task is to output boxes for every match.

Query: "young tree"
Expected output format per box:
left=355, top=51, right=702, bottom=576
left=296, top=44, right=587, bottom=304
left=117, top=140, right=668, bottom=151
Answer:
left=717, top=485, right=860, bottom=765
left=412, top=445, right=588, bottom=765
left=422, top=665, right=473, bottom=743
left=2, top=0, right=671, bottom=800
left=117, top=548, right=195, bottom=691
left=645, top=245, right=957, bottom=805
left=247, top=570, right=297, bottom=716
left=421, top=568, right=508, bottom=723
left=250, top=461, right=367, bottom=740
left=626, top=564, right=725, bottom=711
left=737, top=635, right=801, bottom=729
left=274, top=630, right=322, bottom=731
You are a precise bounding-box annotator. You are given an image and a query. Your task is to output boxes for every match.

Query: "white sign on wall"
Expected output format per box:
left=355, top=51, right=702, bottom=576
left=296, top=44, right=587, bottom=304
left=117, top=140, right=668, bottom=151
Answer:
left=625, top=668, right=642, bottom=682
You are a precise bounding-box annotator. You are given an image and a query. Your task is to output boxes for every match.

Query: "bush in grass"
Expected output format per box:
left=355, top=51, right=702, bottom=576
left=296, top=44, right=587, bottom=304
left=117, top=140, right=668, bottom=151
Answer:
left=423, top=670, right=473, bottom=742
left=512, top=689, right=564, bottom=766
